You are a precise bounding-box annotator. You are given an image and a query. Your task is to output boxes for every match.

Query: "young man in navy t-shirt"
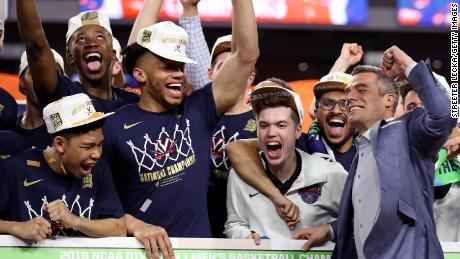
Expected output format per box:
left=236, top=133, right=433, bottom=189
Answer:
left=0, top=93, right=125, bottom=241
left=103, top=0, right=258, bottom=257
left=16, top=1, right=139, bottom=113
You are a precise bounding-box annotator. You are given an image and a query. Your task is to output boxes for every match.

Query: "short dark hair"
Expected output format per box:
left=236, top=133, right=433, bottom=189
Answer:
left=253, top=95, right=300, bottom=125
left=351, top=65, right=400, bottom=113
left=122, top=43, right=150, bottom=75
left=51, top=119, right=105, bottom=141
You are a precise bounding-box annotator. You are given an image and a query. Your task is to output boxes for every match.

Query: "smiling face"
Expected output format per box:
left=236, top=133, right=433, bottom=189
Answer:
left=346, top=72, right=389, bottom=133
left=257, top=106, right=301, bottom=168
left=316, top=91, right=354, bottom=148
left=67, top=25, right=114, bottom=83
left=58, top=128, right=104, bottom=179
left=136, top=52, right=186, bottom=111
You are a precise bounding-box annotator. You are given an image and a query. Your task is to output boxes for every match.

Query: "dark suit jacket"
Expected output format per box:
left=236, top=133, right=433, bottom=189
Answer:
left=331, top=61, right=456, bottom=259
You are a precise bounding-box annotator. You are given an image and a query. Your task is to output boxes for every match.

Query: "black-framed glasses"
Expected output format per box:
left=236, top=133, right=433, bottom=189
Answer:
left=318, top=98, right=348, bottom=111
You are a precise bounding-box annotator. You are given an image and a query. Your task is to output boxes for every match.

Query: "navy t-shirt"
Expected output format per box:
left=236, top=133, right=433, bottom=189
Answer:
left=208, top=109, right=257, bottom=237
left=0, top=130, right=28, bottom=159
left=103, top=83, right=219, bottom=237
left=333, top=145, right=356, bottom=172
left=15, top=114, right=51, bottom=150
left=0, top=149, right=124, bottom=237
left=41, top=75, right=139, bottom=113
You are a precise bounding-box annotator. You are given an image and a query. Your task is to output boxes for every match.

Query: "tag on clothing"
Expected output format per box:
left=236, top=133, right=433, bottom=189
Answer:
left=140, top=199, right=152, bottom=213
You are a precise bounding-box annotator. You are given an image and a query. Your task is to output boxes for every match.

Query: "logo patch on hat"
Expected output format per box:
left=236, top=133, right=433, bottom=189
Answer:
left=81, top=11, right=100, bottom=26
left=142, top=30, right=152, bottom=44
left=298, top=184, right=322, bottom=204
left=50, top=113, right=63, bottom=130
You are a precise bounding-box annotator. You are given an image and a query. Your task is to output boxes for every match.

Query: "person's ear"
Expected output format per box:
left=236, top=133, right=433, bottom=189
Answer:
left=133, top=67, right=146, bottom=84
left=385, top=94, right=396, bottom=109
left=53, top=136, right=66, bottom=154
left=207, top=68, right=213, bottom=80
left=66, top=46, right=74, bottom=66
left=296, top=123, right=302, bottom=139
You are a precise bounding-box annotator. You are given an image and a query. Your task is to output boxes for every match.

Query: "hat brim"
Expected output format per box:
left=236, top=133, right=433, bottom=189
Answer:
left=211, top=45, right=231, bottom=62
left=313, top=81, right=347, bottom=99
left=249, top=86, right=304, bottom=123
left=70, top=112, right=114, bottom=129
left=152, top=49, right=197, bottom=64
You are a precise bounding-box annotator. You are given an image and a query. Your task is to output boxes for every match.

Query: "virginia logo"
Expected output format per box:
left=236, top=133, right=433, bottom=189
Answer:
left=299, top=184, right=322, bottom=204
left=127, top=119, right=194, bottom=172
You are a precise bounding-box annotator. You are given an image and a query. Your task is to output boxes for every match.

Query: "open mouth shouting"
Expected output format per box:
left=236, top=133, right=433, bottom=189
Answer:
left=165, top=82, right=183, bottom=98
left=81, top=163, right=96, bottom=176
left=326, top=116, right=347, bottom=137
left=84, top=52, right=103, bottom=73
left=266, top=141, right=283, bottom=160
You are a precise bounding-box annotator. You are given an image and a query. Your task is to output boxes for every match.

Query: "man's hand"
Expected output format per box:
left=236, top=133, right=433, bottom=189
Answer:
left=46, top=200, right=79, bottom=228
left=340, top=43, right=363, bottom=67
left=292, top=224, right=331, bottom=251
left=133, top=224, right=174, bottom=259
left=273, top=195, right=299, bottom=229
left=329, top=43, right=363, bottom=73
left=181, top=0, right=200, bottom=16
left=247, top=232, right=261, bottom=246
left=11, top=216, right=51, bottom=241
left=380, top=45, right=416, bottom=78
left=444, top=136, right=460, bottom=159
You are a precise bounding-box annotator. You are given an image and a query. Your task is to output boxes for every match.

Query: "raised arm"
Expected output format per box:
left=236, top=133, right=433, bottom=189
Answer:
left=179, top=0, right=211, bottom=90
left=308, top=43, right=363, bottom=119
left=381, top=46, right=457, bottom=156
left=212, top=0, right=259, bottom=115
left=226, top=139, right=299, bottom=227
left=329, top=43, right=363, bottom=73
left=128, top=0, right=164, bottom=45
left=16, top=0, right=58, bottom=101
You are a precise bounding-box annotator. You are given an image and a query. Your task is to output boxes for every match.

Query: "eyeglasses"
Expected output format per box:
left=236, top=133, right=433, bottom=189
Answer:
left=318, top=98, right=348, bottom=111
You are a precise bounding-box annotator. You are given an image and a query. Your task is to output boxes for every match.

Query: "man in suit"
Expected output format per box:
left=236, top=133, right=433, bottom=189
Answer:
left=295, top=46, right=456, bottom=258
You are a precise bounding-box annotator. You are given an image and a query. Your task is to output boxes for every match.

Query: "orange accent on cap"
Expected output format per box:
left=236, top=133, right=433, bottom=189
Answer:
left=71, top=112, right=105, bottom=126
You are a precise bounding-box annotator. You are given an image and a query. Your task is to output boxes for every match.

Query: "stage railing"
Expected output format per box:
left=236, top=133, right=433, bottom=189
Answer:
left=0, top=235, right=459, bottom=258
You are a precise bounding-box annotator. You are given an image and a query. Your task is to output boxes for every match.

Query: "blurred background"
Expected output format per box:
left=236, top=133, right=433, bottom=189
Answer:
left=0, top=0, right=451, bottom=84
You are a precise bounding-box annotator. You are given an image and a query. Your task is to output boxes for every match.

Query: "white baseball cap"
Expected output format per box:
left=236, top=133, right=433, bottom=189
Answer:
left=43, top=93, right=113, bottom=134
left=211, top=35, right=232, bottom=62
left=66, top=10, right=112, bottom=44
left=250, top=85, right=305, bottom=123
left=19, top=49, right=65, bottom=76
left=136, top=21, right=197, bottom=64
left=112, top=37, right=122, bottom=62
